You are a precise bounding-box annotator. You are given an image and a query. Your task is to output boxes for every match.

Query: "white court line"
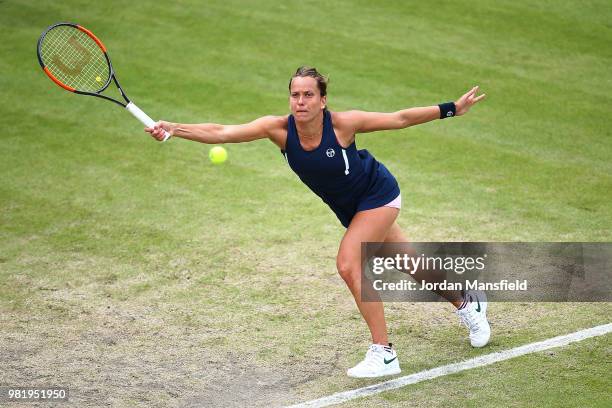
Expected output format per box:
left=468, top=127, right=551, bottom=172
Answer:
left=286, top=323, right=612, bottom=408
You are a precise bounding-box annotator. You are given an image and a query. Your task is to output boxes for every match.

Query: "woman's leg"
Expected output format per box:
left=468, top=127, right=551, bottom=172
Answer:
left=381, top=222, right=463, bottom=308
left=382, top=222, right=491, bottom=348
left=337, top=206, right=399, bottom=345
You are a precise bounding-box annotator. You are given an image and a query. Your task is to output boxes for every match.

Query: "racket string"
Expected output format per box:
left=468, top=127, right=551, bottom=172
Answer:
left=43, top=27, right=107, bottom=88
left=47, top=27, right=109, bottom=90
left=41, top=26, right=110, bottom=92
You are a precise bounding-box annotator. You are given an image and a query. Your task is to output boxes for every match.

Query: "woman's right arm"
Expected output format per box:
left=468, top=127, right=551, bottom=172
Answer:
left=145, top=115, right=285, bottom=144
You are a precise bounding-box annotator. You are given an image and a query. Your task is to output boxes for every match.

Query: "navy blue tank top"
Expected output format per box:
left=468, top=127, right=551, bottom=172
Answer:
left=281, top=110, right=400, bottom=227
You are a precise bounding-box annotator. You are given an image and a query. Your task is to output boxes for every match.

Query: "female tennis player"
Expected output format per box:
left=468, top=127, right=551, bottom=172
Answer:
left=145, top=66, right=489, bottom=378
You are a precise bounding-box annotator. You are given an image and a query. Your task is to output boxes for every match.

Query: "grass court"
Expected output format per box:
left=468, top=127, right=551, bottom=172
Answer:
left=1, top=1, right=611, bottom=406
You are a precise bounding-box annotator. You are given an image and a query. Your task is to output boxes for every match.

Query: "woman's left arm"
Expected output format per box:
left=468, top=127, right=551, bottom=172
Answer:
left=339, top=86, right=486, bottom=134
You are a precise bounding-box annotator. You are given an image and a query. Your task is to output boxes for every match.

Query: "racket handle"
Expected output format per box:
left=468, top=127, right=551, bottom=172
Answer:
left=126, top=102, right=171, bottom=142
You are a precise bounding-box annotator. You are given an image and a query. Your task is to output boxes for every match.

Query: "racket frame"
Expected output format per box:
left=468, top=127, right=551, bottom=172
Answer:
left=37, top=22, right=170, bottom=140
left=37, top=22, right=130, bottom=107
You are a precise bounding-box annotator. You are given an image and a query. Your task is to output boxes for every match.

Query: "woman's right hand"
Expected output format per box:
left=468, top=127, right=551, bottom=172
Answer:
left=145, top=121, right=175, bottom=141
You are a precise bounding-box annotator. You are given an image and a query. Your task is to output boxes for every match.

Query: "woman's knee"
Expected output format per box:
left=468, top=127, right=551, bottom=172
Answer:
left=336, top=255, right=360, bottom=285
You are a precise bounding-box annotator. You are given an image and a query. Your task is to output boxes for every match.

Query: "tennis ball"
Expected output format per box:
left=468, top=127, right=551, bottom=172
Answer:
left=95, top=76, right=102, bottom=82
left=209, top=146, right=228, bottom=164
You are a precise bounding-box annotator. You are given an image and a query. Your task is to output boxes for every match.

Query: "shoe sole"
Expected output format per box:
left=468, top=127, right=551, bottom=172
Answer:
left=347, top=366, right=401, bottom=378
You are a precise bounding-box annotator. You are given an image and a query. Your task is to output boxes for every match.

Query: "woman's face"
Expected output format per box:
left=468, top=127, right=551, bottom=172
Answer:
left=289, top=76, right=327, bottom=123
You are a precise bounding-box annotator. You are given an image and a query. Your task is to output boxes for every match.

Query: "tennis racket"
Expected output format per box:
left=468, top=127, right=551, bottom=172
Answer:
left=37, top=22, right=170, bottom=141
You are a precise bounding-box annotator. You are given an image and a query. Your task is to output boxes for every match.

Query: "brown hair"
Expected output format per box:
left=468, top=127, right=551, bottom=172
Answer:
left=289, top=66, right=328, bottom=96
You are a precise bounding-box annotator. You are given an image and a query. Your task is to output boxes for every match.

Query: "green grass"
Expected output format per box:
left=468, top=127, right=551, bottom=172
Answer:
left=1, top=0, right=611, bottom=407
left=344, top=334, right=612, bottom=408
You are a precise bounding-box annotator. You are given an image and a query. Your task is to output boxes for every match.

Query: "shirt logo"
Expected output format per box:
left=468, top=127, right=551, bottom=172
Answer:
left=326, top=148, right=335, bottom=158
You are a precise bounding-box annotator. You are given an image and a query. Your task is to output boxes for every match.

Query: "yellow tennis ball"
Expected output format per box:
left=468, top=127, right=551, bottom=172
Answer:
left=209, top=146, right=228, bottom=164
left=96, top=76, right=102, bottom=82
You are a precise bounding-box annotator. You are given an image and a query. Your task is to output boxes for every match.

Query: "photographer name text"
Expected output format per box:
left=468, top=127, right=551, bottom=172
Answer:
left=372, top=279, right=528, bottom=292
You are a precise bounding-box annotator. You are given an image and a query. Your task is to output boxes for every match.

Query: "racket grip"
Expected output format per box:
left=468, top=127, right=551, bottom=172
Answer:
left=126, top=102, right=171, bottom=142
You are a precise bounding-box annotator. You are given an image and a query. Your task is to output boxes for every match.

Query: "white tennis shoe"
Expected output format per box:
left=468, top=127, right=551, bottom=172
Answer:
left=347, top=344, right=401, bottom=378
left=457, top=290, right=491, bottom=347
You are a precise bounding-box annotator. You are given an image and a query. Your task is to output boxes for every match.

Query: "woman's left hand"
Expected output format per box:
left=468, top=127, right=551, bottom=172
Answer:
left=455, top=86, right=486, bottom=116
